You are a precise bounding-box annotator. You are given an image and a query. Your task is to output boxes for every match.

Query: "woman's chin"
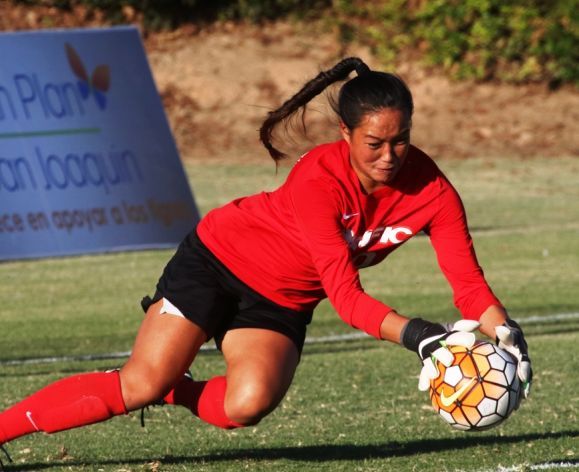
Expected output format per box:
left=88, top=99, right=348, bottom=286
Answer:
left=375, top=168, right=398, bottom=184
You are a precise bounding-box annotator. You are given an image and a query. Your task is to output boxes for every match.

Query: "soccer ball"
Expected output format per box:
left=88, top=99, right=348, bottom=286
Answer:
left=429, top=341, right=521, bottom=431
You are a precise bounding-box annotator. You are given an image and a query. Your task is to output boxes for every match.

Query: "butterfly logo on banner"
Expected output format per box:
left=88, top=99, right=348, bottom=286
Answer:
left=65, top=43, right=110, bottom=110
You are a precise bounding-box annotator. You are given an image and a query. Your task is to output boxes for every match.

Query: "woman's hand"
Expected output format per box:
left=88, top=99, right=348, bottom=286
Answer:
left=479, top=305, right=532, bottom=398
left=495, top=319, right=532, bottom=398
left=400, top=318, right=480, bottom=391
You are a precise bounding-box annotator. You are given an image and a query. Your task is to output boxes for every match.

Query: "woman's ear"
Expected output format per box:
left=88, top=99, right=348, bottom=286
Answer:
left=339, top=121, right=351, bottom=144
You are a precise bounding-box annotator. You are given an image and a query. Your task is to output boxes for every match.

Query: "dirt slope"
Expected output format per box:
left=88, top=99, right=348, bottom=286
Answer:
left=147, top=23, right=579, bottom=162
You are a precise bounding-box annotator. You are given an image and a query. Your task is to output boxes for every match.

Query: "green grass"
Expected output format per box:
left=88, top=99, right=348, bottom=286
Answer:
left=1, top=157, right=578, bottom=471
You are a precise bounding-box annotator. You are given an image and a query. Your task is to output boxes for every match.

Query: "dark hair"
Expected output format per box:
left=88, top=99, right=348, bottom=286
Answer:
left=259, top=57, right=413, bottom=162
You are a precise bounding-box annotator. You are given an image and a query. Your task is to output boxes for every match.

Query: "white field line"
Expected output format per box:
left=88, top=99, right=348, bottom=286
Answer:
left=468, top=221, right=579, bottom=238
left=1, top=312, right=578, bottom=367
left=467, top=460, right=579, bottom=472
left=522, top=312, right=579, bottom=323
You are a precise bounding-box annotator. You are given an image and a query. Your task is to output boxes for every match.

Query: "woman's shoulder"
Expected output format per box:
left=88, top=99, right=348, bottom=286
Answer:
left=394, top=145, right=451, bottom=195
left=406, top=145, right=448, bottom=179
left=279, top=140, right=355, bottom=204
left=296, top=140, right=348, bottom=165
left=407, top=144, right=438, bottom=167
left=289, top=140, right=350, bottom=179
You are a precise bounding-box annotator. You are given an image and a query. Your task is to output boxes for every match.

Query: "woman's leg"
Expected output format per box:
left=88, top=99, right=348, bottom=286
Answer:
left=120, top=299, right=207, bottom=410
left=164, top=327, right=300, bottom=428
left=221, top=328, right=300, bottom=425
left=0, top=299, right=207, bottom=443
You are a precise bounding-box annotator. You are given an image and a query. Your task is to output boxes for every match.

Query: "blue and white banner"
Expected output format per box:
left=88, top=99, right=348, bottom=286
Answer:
left=0, top=26, right=200, bottom=260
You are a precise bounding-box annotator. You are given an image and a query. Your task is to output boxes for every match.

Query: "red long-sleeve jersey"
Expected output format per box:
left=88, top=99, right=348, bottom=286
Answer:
left=197, top=140, right=502, bottom=338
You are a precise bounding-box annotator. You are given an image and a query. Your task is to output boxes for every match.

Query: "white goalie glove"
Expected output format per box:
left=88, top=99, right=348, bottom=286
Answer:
left=495, top=319, right=532, bottom=398
left=402, top=318, right=480, bottom=391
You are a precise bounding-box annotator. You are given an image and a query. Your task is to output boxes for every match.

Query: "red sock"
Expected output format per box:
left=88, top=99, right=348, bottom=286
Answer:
left=0, top=371, right=127, bottom=444
left=164, top=376, right=243, bottom=429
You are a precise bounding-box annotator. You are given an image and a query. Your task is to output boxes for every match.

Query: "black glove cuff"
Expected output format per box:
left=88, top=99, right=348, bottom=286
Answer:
left=401, top=318, right=446, bottom=353
left=504, top=318, right=523, bottom=331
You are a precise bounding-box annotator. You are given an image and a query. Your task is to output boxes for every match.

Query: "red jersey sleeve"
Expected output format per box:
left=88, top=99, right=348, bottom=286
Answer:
left=427, top=179, right=503, bottom=320
left=289, top=176, right=392, bottom=338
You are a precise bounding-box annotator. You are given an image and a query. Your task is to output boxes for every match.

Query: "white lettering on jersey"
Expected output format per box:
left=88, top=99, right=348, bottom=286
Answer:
left=358, top=230, right=373, bottom=248
left=344, top=229, right=356, bottom=248
left=379, top=226, right=413, bottom=245
left=345, top=226, right=413, bottom=250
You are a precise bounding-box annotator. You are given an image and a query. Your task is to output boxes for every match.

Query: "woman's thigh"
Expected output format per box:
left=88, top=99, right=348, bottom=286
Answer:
left=120, top=299, right=208, bottom=410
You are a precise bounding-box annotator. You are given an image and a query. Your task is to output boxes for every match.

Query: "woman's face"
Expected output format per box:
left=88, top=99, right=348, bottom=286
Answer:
left=340, top=108, right=411, bottom=193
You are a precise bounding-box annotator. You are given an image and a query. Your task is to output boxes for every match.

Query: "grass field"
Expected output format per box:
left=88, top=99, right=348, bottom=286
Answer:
left=1, top=156, right=578, bottom=471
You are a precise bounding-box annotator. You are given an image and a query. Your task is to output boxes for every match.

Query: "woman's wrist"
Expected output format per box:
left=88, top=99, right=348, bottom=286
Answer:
left=379, top=310, right=411, bottom=344
left=478, top=305, right=509, bottom=339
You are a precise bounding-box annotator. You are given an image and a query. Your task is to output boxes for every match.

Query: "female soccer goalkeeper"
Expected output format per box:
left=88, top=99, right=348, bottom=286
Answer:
left=0, top=57, right=531, bottom=457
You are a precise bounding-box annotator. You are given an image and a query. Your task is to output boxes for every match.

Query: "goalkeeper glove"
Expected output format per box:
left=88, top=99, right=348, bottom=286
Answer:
left=402, top=318, right=480, bottom=391
left=495, top=319, right=532, bottom=398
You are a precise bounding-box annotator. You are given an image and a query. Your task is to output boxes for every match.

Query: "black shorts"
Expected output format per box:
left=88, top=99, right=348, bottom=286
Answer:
left=141, top=229, right=313, bottom=352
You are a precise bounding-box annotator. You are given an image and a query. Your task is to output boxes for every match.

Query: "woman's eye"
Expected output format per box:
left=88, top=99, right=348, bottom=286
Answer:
left=394, top=139, right=409, bottom=147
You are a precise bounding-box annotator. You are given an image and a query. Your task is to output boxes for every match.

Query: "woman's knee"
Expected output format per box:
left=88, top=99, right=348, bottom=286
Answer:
left=221, top=329, right=300, bottom=426
left=224, top=381, right=282, bottom=426
left=119, top=362, right=174, bottom=410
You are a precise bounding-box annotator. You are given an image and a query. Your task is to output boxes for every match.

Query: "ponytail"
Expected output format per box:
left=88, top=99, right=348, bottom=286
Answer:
left=259, top=57, right=369, bottom=162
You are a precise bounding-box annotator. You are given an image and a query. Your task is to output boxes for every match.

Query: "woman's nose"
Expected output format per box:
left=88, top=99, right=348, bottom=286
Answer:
left=380, top=145, right=393, bottom=162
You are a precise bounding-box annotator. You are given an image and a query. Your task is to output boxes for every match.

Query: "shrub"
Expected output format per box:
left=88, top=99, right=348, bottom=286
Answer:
left=334, top=0, right=578, bottom=86
left=14, top=0, right=331, bottom=29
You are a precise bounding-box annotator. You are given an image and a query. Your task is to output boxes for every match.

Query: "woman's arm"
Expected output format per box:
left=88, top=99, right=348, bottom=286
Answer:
left=290, top=177, right=394, bottom=338
left=378, top=306, right=511, bottom=347
left=427, top=181, right=503, bottom=321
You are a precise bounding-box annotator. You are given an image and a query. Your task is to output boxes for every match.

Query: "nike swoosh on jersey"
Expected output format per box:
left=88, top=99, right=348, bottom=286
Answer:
left=26, top=411, right=40, bottom=431
left=440, top=377, right=476, bottom=407
left=342, top=212, right=359, bottom=220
